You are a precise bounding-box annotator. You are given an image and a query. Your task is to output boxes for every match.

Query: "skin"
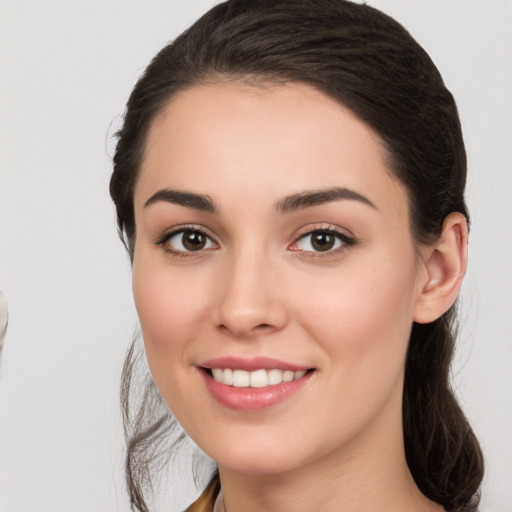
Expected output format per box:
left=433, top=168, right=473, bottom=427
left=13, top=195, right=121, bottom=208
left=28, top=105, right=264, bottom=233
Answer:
left=132, top=82, right=464, bottom=512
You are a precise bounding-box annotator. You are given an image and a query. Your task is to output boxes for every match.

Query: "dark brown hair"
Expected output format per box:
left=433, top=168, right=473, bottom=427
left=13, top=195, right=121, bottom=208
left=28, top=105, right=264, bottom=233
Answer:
left=110, top=1, right=484, bottom=511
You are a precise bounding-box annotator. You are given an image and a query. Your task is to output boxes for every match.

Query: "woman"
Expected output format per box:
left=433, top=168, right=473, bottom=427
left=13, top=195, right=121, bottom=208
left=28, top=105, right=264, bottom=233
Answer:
left=110, top=1, right=484, bottom=511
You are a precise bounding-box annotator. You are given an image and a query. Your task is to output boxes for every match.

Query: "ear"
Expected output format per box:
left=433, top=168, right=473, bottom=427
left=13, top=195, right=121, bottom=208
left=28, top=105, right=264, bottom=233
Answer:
left=413, top=212, right=468, bottom=324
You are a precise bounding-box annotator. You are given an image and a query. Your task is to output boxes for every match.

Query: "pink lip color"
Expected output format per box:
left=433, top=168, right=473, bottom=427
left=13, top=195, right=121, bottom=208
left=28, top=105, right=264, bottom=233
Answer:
left=198, top=357, right=313, bottom=411
left=200, top=356, right=310, bottom=372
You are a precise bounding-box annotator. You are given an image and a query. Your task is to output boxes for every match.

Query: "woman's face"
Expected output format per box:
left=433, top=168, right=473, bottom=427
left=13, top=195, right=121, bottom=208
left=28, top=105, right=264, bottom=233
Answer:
left=132, top=82, right=429, bottom=475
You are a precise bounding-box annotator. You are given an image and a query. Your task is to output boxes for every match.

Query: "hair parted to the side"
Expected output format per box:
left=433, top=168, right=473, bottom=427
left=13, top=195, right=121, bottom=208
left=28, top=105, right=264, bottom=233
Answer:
left=110, top=1, right=484, bottom=511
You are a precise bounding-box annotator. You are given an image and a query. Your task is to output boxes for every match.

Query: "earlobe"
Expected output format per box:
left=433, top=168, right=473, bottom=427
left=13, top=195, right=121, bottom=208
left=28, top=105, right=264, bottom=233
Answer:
left=413, top=212, right=468, bottom=324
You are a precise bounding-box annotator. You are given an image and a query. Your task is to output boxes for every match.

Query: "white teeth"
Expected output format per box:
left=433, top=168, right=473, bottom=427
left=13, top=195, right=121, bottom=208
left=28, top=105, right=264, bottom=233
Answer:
left=282, top=370, right=294, bottom=382
left=221, top=368, right=233, bottom=385
left=210, top=368, right=309, bottom=387
left=268, top=369, right=284, bottom=385
left=232, top=369, right=250, bottom=387
left=249, top=369, right=268, bottom=388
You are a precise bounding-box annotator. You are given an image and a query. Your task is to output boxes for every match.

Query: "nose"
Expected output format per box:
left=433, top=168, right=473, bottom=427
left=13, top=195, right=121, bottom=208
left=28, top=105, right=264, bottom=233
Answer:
left=213, top=250, right=288, bottom=338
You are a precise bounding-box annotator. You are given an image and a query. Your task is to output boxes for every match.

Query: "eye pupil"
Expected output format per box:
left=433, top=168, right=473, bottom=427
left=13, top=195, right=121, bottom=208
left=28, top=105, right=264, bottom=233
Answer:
left=182, top=231, right=206, bottom=251
left=311, top=231, right=335, bottom=251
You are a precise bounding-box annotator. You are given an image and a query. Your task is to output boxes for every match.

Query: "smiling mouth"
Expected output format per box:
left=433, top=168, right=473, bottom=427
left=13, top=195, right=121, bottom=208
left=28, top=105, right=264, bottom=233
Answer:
left=204, top=368, right=315, bottom=388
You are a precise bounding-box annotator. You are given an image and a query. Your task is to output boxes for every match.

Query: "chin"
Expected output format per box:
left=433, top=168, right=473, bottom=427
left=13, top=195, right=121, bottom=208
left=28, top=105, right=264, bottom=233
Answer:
left=199, top=428, right=330, bottom=477
left=216, top=453, right=301, bottom=476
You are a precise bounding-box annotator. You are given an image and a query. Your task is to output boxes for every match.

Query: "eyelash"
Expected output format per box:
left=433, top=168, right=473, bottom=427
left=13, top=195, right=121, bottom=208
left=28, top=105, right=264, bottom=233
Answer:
left=155, top=224, right=218, bottom=257
left=290, top=227, right=356, bottom=257
left=155, top=225, right=356, bottom=258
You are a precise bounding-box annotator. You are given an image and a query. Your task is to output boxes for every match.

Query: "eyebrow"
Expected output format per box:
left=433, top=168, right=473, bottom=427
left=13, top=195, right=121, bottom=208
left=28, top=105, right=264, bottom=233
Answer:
left=143, top=186, right=376, bottom=215
left=274, top=187, right=377, bottom=215
left=144, top=189, right=218, bottom=213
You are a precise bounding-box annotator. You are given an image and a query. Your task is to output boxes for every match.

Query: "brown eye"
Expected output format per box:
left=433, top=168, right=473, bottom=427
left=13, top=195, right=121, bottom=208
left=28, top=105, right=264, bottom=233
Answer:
left=311, top=232, right=336, bottom=252
left=182, top=231, right=207, bottom=251
left=165, top=229, right=216, bottom=253
left=293, top=229, right=354, bottom=254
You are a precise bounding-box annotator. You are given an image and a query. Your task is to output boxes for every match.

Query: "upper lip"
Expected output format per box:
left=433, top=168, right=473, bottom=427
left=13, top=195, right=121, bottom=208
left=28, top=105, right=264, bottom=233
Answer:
left=199, top=356, right=311, bottom=372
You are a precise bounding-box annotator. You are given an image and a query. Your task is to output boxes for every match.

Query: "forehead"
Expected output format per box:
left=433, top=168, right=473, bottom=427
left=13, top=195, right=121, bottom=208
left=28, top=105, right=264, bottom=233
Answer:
left=134, top=81, right=407, bottom=219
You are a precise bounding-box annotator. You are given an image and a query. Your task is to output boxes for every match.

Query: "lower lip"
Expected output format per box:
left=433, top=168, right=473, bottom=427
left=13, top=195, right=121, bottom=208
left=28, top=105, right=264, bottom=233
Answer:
left=201, top=370, right=313, bottom=411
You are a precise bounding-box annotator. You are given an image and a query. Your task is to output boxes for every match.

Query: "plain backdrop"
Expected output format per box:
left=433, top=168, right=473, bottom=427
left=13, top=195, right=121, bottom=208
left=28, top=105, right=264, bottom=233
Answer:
left=1, top=0, right=511, bottom=511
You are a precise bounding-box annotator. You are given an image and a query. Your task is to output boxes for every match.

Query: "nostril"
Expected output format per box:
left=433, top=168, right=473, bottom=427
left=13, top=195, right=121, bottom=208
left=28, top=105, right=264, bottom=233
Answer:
left=217, top=321, right=276, bottom=337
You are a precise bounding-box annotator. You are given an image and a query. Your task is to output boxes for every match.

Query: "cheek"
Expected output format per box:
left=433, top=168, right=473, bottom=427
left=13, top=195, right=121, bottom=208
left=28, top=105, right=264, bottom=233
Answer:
left=289, top=255, right=418, bottom=446
left=296, top=250, right=418, bottom=375
left=132, top=256, right=211, bottom=364
left=131, top=255, right=220, bottom=420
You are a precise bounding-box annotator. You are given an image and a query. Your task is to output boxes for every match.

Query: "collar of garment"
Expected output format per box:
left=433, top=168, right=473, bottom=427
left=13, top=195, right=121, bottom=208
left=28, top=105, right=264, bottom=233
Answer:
left=212, top=491, right=224, bottom=512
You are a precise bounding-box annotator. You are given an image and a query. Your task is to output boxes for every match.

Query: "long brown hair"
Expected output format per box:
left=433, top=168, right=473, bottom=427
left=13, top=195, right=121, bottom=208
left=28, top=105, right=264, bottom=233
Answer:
left=110, top=1, right=484, bottom=510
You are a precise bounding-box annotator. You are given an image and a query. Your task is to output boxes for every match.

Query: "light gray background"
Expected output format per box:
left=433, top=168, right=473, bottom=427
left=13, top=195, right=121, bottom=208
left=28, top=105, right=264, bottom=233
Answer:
left=1, top=1, right=511, bottom=511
